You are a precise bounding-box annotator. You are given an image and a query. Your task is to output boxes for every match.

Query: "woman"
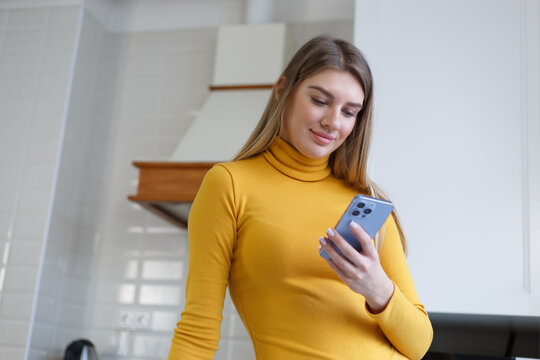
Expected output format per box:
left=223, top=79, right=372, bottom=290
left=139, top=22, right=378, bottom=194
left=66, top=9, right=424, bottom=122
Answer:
left=169, top=35, right=433, bottom=359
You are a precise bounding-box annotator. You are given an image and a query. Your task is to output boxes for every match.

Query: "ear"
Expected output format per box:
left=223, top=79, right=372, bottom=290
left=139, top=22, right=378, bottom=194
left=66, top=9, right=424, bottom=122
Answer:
left=274, top=76, right=287, bottom=101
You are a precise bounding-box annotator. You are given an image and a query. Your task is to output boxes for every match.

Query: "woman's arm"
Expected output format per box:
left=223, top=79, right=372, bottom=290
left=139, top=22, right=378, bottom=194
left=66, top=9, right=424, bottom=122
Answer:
left=319, top=217, right=433, bottom=359
left=169, top=165, right=237, bottom=360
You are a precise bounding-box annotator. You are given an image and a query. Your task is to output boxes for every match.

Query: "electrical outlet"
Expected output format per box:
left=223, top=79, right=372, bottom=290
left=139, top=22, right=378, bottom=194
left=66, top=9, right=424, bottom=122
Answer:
left=119, top=310, right=133, bottom=329
left=134, top=311, right=151, bottom=329
left=118, top=310, right=151, bottom=330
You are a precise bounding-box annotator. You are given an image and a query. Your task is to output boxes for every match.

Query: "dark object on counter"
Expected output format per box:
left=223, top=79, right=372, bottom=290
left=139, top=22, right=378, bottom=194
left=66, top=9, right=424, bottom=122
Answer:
left=423, top=352, right=518, bottom=359
left=63, top=339, right=98, bottom=360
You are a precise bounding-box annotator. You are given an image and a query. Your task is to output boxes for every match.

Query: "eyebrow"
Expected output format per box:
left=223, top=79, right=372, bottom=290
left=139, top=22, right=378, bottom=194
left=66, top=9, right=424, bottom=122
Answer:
left=308, top=85, right=363, bottom=109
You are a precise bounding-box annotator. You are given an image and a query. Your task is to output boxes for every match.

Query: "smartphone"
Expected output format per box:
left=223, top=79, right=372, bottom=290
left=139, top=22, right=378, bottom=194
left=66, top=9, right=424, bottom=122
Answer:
left=320, top=195, right=394, bottom=259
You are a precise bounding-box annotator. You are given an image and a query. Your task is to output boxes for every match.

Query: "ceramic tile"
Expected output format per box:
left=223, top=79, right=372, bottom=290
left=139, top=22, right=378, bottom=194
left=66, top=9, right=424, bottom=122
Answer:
left=0, top=319, right=30, bottom=346
left=45, top=28, right=77, bottom=51
left=61, top=278, right=92, bottom=303
left=57, top=302, right=86, bottom=327
left=34, top=295, right=55, bottom=322
left=8, top=8, right=48, bottom=29
left=0, top=292, right=34, bottom=319
left=21, top=164, right=56, bottom=192
left=0, top=139, right=29, bottom=170
left=38, top=72, right=71, bottom=102
left=139, top=234, right=188, bottom=258
left=17, top=190, right=51, bottom=215
left=87, top=305, right=125, bottom=329
left=138, top=285, right=182, bottom=306
left=27, top=322, right=53, bottom=349
left=0, top=192, right=16, bottom=214
left=0, top=215, right=13, bottom=241
left=0, top=88, right=34, bottom=116
left=167, top=28, right=216, bottom=51
left=141, top=260, right=184, bottom=280
left=122, top=51, right=166, bottom=76
left=0, top=51, right=41, bottom=74
left=82, top=329, right=123, bottom=357
left=34, top=95, right=66, bottom=117
left=96, top=257, right=139, bottom=280
left=31, top=113, right=64, bottom=139
left=8, top=240, right=42, bottom=266
left=40, top=49, right=74, bottom=75
left=120, top=94, right=161, bottom=115
left=26, top=137, right=59, bottom=165
left=0, top=74, right=39, bottom=97
left=3, top=265, right=38, bottom=292
left=149, top=310, right=179, bottom=332
left=127, top=32, right=167, bottom=51
left=121, top=74, right=162, bottom=97
left=94, top=282, right=136, bottom=304
left=49, top=6, right=80, bottom=28
left=3, top=30, right=44, bottom=51
left=0, top=10, right=7, bottom=28
left=221, top=312, right=248, bottom=338
left=165, top=50, right=214, bottom=75
left=12, top=214, right=47, bottom=240
left=227, top=339, right=255, bottom=360
left=0, top=346, right=26, bottom=360
left=131, top=333, right=171, bottom=358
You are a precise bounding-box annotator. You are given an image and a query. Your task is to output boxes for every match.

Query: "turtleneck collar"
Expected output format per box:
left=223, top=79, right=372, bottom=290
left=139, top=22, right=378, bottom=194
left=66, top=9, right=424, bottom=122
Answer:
left=263, top=137, right=331, bottom=181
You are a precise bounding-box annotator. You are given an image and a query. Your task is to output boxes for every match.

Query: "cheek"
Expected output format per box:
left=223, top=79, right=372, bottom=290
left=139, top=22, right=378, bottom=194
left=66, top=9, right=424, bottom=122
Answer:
left=341, top=121, right=356, bottom=139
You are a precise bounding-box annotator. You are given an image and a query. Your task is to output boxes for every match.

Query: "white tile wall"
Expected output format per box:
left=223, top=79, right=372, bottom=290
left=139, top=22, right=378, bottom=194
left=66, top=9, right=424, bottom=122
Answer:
left=27, top=7, right=108, bottom=358
left=79, top=24, right=218, bottom=359
left=0, top=9, right=79, bottom=360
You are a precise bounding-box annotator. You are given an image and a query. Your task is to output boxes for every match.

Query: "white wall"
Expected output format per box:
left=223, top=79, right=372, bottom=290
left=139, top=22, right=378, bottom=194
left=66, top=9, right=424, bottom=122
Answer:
left=0, top=5, right=80, bottom=359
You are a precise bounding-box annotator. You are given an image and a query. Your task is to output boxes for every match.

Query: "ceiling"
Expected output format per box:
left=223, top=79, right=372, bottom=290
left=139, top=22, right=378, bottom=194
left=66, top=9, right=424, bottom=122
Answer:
left=0, top=0, right=355, bottom=32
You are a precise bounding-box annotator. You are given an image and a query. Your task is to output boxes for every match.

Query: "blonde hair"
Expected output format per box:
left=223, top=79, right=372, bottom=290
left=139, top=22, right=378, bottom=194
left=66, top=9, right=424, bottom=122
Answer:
left=234, top=35, right=407, bottom=254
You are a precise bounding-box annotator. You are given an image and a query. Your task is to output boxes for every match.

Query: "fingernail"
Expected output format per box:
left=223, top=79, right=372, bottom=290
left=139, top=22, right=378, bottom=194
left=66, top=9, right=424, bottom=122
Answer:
left=349, top=221, right=359, bottom=229
left=319, top=236, right=327, bottom=246
left=326, top=228, right=335, bottom=237
left=318, top=245, right=322, bottom=251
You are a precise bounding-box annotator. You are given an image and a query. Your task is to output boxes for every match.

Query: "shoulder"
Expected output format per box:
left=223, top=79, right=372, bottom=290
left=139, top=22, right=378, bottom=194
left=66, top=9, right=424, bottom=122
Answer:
left=199, top=154, right=266, bottom=191
left=210, top=154, right=267, bottom=180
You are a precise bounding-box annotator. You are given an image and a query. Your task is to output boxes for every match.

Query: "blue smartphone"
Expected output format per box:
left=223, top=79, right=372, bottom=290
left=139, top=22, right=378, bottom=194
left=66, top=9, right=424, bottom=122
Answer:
left=320, top=195, right=394, bottom=259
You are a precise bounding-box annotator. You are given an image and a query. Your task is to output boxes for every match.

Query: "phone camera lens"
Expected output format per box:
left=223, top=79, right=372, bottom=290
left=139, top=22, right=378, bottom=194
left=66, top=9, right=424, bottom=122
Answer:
left=352, top=210, right=360, bottom=216
left=364, top=208, right=372, bottom=214
left=357, top=202, right=365, bottom=208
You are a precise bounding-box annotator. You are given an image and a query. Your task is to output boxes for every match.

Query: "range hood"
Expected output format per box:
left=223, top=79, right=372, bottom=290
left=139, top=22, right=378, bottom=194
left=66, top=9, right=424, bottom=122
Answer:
left=128, top=23, right=290, bottom=227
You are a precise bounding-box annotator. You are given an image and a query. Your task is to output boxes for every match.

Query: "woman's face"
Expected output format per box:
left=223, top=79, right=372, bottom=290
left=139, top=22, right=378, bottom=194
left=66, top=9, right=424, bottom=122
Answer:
left=279, top=68, right=365, bottom=159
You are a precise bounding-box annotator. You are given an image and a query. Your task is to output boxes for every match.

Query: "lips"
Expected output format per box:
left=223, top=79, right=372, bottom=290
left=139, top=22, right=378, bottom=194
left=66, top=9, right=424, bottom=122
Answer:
left=310, top=129, right=335, bottom=144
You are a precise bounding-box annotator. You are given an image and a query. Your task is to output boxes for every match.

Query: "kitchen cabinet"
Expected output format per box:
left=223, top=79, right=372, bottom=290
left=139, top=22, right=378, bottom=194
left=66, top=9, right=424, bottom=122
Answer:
left=355, top=0, right=540, bottom=316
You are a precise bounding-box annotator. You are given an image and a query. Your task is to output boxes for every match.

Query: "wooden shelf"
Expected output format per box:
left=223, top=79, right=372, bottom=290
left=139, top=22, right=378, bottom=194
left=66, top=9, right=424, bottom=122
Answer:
left=128, top=161, right=216, bottom=227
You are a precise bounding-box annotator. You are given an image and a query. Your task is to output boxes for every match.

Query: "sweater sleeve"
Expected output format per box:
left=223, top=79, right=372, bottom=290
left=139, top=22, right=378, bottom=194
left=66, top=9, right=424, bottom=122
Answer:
left=168, top=165, right=237, bottom=360
left=367, top=216, right=433, bottom=360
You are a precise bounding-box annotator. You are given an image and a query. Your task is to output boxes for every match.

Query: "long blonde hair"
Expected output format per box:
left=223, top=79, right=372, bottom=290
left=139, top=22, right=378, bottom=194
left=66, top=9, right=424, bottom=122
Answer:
left=234, top=35, right=407, bottom=254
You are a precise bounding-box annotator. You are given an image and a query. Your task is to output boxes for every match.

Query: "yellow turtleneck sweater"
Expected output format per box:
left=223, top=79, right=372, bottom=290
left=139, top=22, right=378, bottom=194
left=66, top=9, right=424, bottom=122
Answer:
left=169, top=138, right=433, bottom=360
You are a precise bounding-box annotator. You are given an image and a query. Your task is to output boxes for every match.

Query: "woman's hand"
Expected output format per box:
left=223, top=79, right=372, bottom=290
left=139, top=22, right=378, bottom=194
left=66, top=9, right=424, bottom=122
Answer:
left=319, top=221, right=394, bottom=313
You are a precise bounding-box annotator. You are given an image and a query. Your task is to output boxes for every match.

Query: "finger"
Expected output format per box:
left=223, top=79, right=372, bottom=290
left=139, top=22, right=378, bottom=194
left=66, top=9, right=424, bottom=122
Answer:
left=348, top=221, right=377, bottom=258
left=324, top=257, right=351, bottom=281
left=324, top=228, right=363, bottom=265
left=319, top=236, right=357, bottom=272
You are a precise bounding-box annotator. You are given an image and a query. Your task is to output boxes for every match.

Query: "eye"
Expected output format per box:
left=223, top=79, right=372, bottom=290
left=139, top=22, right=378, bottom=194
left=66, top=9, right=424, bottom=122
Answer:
left=311, top=97, right=327, bottom=106
left=342, top=109, right=358, bottom=118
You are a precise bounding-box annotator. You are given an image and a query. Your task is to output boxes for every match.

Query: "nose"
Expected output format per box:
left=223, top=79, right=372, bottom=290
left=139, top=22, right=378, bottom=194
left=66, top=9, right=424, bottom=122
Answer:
left=320, top=107, right=340, bottom=131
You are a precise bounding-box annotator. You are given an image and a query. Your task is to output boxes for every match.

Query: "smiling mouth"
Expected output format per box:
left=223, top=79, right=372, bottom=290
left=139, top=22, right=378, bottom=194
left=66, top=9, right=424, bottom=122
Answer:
left=310, top=129, right=335, bottom=144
